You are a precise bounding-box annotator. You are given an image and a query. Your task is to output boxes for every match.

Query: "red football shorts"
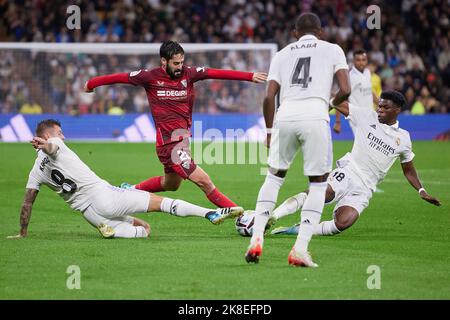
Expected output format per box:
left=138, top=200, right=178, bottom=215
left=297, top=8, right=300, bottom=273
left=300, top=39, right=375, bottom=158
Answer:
left=156, top=138, right=197, bottom=179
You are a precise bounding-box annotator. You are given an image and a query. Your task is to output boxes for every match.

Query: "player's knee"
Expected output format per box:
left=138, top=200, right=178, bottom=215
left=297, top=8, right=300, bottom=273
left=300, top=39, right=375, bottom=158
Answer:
left=268, top=167, right=287, bottom=178
left=192, top=176, right=214, bottom=192
left=144, top=224, right=151, bottom=237
left=163, top=182, right=181, bottom=191
left=334, top=210, right=358, bottom=231
left=308, top=173, right=329, bottom=183
left=325, top=186, right=335, bottom=203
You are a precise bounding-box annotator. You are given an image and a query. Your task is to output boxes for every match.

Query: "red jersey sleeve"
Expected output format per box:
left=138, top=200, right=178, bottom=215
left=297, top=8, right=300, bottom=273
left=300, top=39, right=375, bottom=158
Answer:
left=86, top=73, right=130, bottom=90
left=206, top=68, right=253, bottom=81
left=128, top=69, right=153, bottom=87
left=185, top=66, right=254, bottom=83
left=185, top=66, right=210, bottom=83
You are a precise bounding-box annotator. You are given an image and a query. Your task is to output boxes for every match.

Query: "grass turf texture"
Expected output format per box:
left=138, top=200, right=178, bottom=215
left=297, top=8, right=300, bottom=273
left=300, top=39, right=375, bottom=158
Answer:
left=0, top=141, right=448, bottom=299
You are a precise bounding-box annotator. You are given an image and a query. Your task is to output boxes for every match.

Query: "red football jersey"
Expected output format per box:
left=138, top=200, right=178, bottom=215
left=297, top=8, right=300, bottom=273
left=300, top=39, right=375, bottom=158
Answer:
left=128, top=66, right=209, bottom=146
left=87, top=66, right=253, bottom=146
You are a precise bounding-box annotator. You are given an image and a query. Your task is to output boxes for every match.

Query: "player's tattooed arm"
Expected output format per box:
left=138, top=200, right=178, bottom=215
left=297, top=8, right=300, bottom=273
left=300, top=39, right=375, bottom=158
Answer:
left=7, top=188, right=39, bottom=238
left=401, top=161, right=441, bottom=206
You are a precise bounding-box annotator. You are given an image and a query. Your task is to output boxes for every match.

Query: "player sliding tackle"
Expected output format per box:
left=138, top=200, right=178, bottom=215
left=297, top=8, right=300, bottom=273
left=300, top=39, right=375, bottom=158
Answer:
left=7, top=120, right=243, bottom=240
left=85, top=41, right=267, bottom=209
left=268, top=90, right=441, bottom=237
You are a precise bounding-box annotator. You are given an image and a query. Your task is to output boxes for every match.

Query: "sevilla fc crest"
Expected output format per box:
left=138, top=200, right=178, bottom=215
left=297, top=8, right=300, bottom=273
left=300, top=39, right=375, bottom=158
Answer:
left=181, top=79, right=187, bottom=88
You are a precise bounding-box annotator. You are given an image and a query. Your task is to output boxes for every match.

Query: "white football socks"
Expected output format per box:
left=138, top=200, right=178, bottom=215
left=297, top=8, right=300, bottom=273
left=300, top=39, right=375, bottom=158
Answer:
left=251, top=172, right=285, bottom=244
left=114, top=223, right=148, bottom=238
left=294, top=182, right=327, bottom=253
left=272, top=192, right=307, bottom=220
left=160, top=198, right=210, bottom=217
left=313, top=220, right=341, bottom=236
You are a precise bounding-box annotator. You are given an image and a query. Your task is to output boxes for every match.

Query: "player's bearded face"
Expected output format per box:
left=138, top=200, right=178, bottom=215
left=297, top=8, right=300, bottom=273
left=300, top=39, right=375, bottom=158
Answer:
left=165, top=54, right=184, bottom=78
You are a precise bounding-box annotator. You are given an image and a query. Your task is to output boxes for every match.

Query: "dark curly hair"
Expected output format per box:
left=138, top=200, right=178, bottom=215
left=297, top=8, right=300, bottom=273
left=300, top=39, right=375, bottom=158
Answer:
left=380, top=90, right=406, bottom=109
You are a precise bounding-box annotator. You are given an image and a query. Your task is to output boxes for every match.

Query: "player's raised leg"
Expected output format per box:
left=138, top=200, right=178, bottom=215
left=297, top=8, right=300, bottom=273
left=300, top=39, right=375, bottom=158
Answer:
left=270, top=185, right=335, bottom=228
left=272, top=206, right=359, bottom=236
left=188, top=166, right=238, bottom=208
left=148, top=193, right=243, bottom=225
left=271, top=192, right=307, bottom=220
left=123, top=172, right=183, bottom=192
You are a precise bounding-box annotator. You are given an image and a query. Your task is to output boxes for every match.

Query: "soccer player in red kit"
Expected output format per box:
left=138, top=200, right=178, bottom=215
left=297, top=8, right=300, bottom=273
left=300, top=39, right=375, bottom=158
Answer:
left=85, top=41, right=267, bottom=210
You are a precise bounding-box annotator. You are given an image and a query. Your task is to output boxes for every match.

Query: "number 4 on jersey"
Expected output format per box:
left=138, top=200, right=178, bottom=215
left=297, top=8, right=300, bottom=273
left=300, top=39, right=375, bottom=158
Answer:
left=291, top=57, right=312, bottom=88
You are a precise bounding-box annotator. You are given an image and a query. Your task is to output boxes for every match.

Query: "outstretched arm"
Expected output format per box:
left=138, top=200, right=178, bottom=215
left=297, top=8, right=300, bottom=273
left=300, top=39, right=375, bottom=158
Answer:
left=84, top=73, right=131, bottom=92
left=206, top=69, right=267, bottom=83
left=263, top=80, right=280, bottom=148
left=333, top=110, right=342, bottom=134
left=331, top=69, right=351, bottom=107
left=401, top=160, right=441, bottom=206
left=7, top=188, right=39, bottom=238
left=30, top=137, right=59, bottom=157
left=330, top=101, right=350, bottom=117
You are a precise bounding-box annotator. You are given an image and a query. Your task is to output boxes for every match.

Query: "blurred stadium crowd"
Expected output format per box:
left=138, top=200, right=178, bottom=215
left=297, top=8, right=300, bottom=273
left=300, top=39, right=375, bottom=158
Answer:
left=0, top=0, right=448, bottom=115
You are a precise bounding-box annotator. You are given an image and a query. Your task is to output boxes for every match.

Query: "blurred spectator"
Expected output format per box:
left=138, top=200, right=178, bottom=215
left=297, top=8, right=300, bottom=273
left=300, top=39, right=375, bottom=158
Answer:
left=20, top=100, right=43, bottom=114
left=216, top=87, right=235, bottom=112
left=0, top=0, right=448, bottom=114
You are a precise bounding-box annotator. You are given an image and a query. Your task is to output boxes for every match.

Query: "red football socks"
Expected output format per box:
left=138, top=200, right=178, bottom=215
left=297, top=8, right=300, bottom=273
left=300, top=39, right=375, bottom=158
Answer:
left=206, top=188, right=237, bottom=208
left=135, top=176, right=165, bottom=192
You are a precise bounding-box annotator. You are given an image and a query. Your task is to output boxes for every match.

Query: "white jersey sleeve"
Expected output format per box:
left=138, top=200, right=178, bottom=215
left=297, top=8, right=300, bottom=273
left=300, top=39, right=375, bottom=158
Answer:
left=47, top=137, right=66, bottom=156
left=333, top=44, right=349, bottom=73
left=267, top=52, right=282, bottom=84
left=399, top=133, right=415, bottom=163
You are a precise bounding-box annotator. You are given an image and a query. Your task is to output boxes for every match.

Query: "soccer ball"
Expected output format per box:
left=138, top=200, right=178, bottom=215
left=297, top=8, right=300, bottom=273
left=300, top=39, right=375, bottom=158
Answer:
left=235, top=210, right=256, bottom=237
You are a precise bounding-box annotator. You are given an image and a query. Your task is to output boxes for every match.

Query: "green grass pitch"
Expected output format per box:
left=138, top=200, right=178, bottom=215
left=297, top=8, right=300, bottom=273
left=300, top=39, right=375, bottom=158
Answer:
left=0, top=141, right=448, bottom=299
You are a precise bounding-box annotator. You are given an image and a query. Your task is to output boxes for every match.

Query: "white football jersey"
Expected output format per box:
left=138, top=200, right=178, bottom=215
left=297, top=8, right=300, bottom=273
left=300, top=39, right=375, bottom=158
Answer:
left=336, top=104, right=415, bottom=191
left=268, top=34, right=348, bottom=121
left=349, top=67, right=373, bottom=109
left=26, top=137, right=108, bottom=211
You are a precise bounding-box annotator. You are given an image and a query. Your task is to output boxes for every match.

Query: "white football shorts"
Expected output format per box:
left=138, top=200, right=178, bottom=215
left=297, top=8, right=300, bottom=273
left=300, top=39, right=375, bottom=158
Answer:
left=327, top=166, right=373, bottom=215
left=267, top=119, right=333, bottom=176
left=81, top=185, right=150, bottom=238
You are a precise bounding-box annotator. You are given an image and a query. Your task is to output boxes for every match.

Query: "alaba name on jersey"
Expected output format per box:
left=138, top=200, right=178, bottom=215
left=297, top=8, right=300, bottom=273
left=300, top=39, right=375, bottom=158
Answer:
left=127, top=65, right=209, bottom=145
left=267, top=34, right=348, bottom=122
left=26, top=137, right=107, bottom=211
left=337, top=104, right=415, bottom=191
left=349, top=67, right=373, bottom=109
